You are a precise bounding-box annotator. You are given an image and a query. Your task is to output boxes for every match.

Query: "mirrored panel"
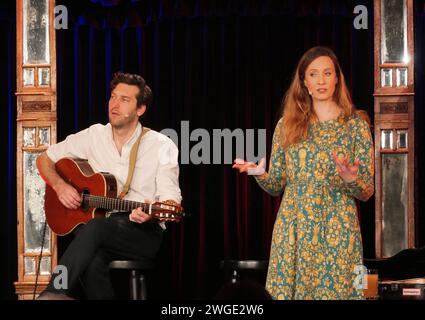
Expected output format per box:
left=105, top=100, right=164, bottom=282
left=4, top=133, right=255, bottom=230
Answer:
left=397, top=130, right=408, bottom=149
left=23, top=151, right=50, bottom=253
left=23, top=127, right=36, bottom=147
left=23, top=0, right=50, bottom=64
left=382, top=154, right=408, bottom=257
left=396, top=68, right=408, bottom=87
left=38, top=127, right=50, bottom=146
left=38, top=67, right=50, bottom=86
left=24, top=256, right=36, bottom=275
left=40, top=256, right=51, bottom=275
left=23, top=68, right=35, bottom=86
left=381, top=0, right=408, bottom=64
left=381, top=130, right=393, bottom=149
left=381, top=68, right=393, bottom=87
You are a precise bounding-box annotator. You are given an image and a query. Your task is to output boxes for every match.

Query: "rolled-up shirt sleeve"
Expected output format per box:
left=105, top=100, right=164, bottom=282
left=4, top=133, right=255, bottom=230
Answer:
left=46, top=127, right=91, bottom=162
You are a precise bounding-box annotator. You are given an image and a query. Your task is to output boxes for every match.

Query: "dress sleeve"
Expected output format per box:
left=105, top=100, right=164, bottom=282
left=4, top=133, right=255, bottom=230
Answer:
left=340, top=118, right=375, bottom=202
left=254, top=118, right=287, bottom=196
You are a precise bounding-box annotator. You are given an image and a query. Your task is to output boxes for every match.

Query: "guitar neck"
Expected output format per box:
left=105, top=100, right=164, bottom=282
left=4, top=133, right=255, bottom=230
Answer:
left=83, top=194, right=149, bottom=212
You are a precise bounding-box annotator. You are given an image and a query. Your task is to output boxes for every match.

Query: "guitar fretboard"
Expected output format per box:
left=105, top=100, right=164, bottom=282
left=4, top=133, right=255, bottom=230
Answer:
left=82, top=194, right=150, bottom=212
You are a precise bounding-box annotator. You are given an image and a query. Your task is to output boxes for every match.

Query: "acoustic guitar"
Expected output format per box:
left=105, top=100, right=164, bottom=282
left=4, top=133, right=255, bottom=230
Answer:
left=44, top=157, right=184, bottom=235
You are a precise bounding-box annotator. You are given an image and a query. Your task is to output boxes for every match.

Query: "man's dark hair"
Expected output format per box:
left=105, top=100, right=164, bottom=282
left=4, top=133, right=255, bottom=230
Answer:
left=110, top=72, right=153, bottom=108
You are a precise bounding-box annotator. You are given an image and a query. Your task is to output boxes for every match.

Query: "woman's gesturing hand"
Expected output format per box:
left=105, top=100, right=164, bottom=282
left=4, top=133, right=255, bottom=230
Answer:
left=232, top=158, right=266, bottom=175
left=333, top=151, right=360, bottom=183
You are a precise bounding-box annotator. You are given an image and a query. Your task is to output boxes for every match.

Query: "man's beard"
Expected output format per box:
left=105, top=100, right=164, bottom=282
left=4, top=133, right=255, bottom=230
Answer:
left=109, top=113, right=137, bottom=129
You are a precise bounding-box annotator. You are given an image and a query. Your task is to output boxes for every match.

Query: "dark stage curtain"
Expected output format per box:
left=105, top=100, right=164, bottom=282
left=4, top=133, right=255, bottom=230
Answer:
left=55, top=0, right=375, bottom=299
left=0, top=0, right=17, bottom=300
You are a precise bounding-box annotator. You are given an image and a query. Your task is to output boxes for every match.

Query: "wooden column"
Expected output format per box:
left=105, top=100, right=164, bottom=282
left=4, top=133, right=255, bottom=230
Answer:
left=374, top=0, right=415, bottom=258
left=15, top=0, right=57, bottom=299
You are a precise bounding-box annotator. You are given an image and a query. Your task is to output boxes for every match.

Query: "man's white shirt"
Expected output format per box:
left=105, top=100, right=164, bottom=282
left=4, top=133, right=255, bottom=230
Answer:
left=47, top=122, right=182, bottom=224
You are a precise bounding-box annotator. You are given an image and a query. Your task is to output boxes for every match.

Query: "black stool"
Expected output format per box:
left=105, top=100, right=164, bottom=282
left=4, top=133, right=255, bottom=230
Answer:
left=109, top=259, right=155, bottom=300
left=220, top=260, right=269, bottom=283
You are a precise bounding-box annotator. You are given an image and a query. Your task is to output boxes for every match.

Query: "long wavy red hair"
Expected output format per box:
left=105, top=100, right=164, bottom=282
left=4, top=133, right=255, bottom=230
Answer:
left=280, top=46, right=354, bottom=149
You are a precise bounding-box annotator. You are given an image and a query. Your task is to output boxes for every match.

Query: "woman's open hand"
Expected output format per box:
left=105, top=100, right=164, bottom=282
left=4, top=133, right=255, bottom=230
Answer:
left=232, top=158, right=266, bottom=175
left=333, top=151, right=360, bottom=183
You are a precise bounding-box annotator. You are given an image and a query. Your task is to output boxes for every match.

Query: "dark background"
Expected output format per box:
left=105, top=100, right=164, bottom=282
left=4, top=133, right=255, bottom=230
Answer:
left=1, top=0, right=424, bottom=300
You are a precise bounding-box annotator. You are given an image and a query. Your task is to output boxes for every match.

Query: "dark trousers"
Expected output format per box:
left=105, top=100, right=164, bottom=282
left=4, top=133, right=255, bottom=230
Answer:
left=45, top=214, right=163, bottom=299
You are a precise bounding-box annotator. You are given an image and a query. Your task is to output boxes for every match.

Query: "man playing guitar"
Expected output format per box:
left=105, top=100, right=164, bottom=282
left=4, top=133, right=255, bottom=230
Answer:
left=36, top=72, right=182, bottom=300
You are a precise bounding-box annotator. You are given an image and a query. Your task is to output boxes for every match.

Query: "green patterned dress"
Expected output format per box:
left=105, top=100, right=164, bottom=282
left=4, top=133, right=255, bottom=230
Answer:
left=255, top=114, right=374, bottom=300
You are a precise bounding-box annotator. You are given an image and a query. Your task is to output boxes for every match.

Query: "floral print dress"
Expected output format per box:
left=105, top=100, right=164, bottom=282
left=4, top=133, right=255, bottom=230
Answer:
left=255, top=114, right=374, bottom=300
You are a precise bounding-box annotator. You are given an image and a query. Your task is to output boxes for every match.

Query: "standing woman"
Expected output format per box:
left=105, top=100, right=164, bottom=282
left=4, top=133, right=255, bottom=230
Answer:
left=233, top=46, right=374, bottom=299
